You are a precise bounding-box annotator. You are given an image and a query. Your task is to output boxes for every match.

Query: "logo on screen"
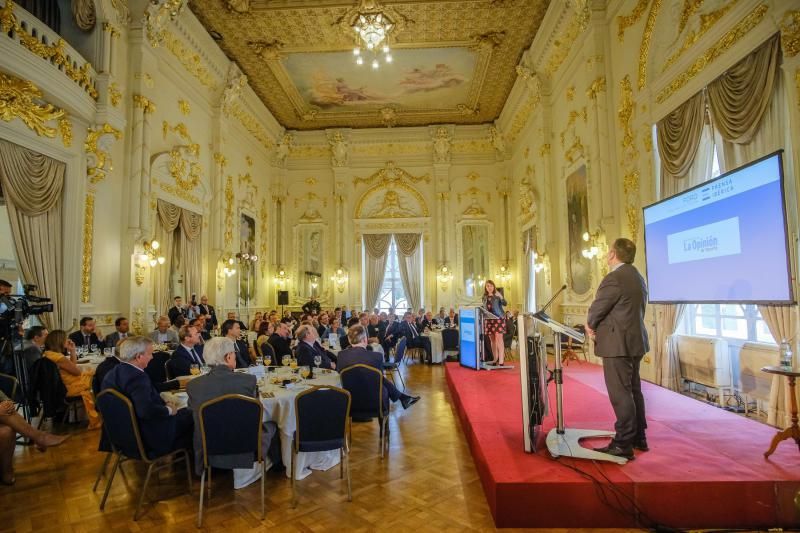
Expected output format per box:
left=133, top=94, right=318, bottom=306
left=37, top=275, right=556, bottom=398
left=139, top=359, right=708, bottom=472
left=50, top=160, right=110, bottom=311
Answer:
left=682, top=235, right=718, bottom=253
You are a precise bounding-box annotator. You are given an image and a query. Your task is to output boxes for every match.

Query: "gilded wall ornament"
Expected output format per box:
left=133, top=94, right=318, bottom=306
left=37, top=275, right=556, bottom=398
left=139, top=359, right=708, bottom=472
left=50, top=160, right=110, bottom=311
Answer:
left=162, top=31, right=217, bottom=90
left=638, top=0, right=663, bottom=89
left=662, top=1, right=738, bottom=71
left=617, top=0, right=649, bottom=42
left=275, top=133, right=293, bottom=167
left=230, top=101, right=274, bottom=151
left=354, top=162, right=430, bottom=218
left=488, top=125, right=507, bottom=159
left=586, top=76, right=606, bottom=100
left=132, top=94, right=157, bottom=113
left=86, top=123, right=122, bottom=184
left=380, top=107, right=398, bottom=128
left=656, top=3, right=769, bottom=103
left=221, top=63, right=247, bottom=112
left=539, top=143, right=550, bottom=157
left=178, top=98, right=191, bottom=115
left=432, top=126, right=452, bottom=163
left=618, top=76, right=636, bottom=163
left=224, top=175, right=234, bottom=245
left=0, top=72, right=71, bottom=143
left=144, top=0, right=186, bottom=47
left=259, top=202, right=268, bottom=276
left=213, top=152, right=228, bottom=167
left=781, top=9, right=800, bottom=57
left=566, top=86, right=575, bottom=101
left=544, top=0, right=590, bottom=75
left=329, top=131, right=348, bottom=167
left=353, top=161, right=430, bottom=187
left=81, top=192, right=95, bottom=303
left=168, top=149, right=202, bottom=190
left=108, top=83, right=122, bottom=107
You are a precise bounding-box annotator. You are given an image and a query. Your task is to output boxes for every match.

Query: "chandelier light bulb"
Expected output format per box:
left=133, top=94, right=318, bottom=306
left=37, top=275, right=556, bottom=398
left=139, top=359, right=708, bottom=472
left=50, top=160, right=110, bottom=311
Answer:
left=383, top=45, right=390, bottom=53
left=157, top=256, right=165, bottom=265
left=149, top=259, right=157, bottom=267
left=366, top=42, right=374, bottom=50
left=151, top=240, right=160, bottom=250
left=582, top=232, right=590, bottom=242
left=353, top=47, right=360, bottom=56
left=356, top=56, right=364, bottom=65
left=385, top=54, right=392, bottom=63
left=372, top=59, right=379, bottom=69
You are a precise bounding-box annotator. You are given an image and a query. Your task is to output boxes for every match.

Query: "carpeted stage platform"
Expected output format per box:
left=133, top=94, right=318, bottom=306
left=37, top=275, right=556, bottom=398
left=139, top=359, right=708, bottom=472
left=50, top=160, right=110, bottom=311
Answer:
left=445, top=361, right=800, bottom=529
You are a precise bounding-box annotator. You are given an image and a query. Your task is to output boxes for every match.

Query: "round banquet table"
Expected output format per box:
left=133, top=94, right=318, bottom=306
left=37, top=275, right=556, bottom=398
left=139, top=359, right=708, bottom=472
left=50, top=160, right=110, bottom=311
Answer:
left=162, top=365, right=342, bottom=488
left=423, top=330, right=444, bottom=363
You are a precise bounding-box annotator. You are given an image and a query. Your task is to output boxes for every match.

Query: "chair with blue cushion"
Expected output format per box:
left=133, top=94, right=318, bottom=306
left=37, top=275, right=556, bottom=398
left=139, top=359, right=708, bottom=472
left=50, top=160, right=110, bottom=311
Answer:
left=164, top=357, right=179, bottom=381
left=340, top=364, right=389, bottom=458
left=292, top=385, right=351, bottom=507
left=197, top=394, right=265, bottom=527
left=441, top=328, right=460, bottom=361
left=145, top=351, right=170, bottom=383
left=383, top=337, right=406, bottom=390
left=95, top=389, right=192, bottom=520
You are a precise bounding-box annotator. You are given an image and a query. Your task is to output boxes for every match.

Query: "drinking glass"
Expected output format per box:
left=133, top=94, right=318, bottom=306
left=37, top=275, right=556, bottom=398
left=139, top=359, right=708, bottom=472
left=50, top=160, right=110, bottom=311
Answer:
left=90, top=344, right=97, bottom=353
left=264, top=355, right=272, bottom=367
left=282, top=354, right=291, bottom=367
left=289, top=358, right=298, bottom=369
left=190, top=364, right=200, bottom=376
left=256, top=355, right=264, bottom=366
left=313, top=355, right=322, bottom=369
left=300, top=366, right=310, bottom=379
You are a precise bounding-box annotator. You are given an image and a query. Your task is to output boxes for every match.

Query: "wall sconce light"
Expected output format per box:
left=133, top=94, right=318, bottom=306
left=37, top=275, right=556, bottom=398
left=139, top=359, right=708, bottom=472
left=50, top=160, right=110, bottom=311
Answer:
left=222, top=256, right=236, bottom=277
left=581, top=230, right=603, bottom=259
left=139, top=240, right=165, bottom=268
left=330, top=266, right=348, bottom=293
left=274, top=267, right=288, bottom=287
left=236, top=252, right=259, bottom=264
left=533, top=251, right=548, bottom=273
left=437, top=264, right=453, bottom=286
left=497, top=264, right=512, bottom=284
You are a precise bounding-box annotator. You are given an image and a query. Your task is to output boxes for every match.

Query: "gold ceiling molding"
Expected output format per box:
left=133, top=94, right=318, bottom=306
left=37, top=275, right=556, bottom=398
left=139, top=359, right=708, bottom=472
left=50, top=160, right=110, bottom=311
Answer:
left=1, top=1, right=98, bottom=99
left=190, top=0, right=549, bottom=129
left=351, top=142, right=429, bottom=157
left=781, top=10, right=800, bottom=57
left=637, top=0, right=662, bottom=90
left=451, top=138, right=494, bottom=154
left=81, top=192, right=95, bottom=303
left=353, top=161, right=430, bottom=187
left=662, top=0, right=738, bottom=72
left=145, top=0, right=186, bottom=47
left=0, top=71, right=72, bottom=147
left=656, top=3, right=769, bottom=104
left=229, top=101, right=275, bottom=151
left=543, top=1, right=590, bottom=75
left=617, top=0, right=649, bottom=42
left=334, top=0, right=410, bottom=44
left=162, top=30, right=218, bottom=91
left=289, top=144, right=330, bottom=159
left=508, top=92, right=541, bottom=143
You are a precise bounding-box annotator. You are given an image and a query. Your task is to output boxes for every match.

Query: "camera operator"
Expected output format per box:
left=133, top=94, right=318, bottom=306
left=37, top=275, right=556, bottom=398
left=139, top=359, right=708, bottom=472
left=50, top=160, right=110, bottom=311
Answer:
left=21, top=326, right=47, bottom=371
left=68, top=317, right=105, bottom=351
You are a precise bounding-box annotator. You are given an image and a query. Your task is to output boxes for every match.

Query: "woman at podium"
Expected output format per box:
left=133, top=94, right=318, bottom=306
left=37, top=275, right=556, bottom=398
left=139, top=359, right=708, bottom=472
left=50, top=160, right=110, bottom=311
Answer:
left=482, top=280, right=507, bottom=365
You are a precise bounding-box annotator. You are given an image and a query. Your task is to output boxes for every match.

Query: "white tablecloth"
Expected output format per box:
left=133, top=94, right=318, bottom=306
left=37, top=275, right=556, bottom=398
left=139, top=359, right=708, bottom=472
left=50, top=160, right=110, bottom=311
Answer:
left=164, top=366, right=343, bottom=488
left=423, top=331, right=444, bottom=363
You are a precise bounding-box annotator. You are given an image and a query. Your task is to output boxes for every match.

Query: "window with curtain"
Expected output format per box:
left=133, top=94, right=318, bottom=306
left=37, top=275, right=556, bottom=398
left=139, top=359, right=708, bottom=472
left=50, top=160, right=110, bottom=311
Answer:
left=377, top=238, right=408, bottom=313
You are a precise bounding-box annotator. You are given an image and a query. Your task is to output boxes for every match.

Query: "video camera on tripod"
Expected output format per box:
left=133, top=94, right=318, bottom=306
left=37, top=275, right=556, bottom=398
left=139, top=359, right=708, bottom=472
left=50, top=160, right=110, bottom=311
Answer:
left=1, top=283, right=53, bottom=327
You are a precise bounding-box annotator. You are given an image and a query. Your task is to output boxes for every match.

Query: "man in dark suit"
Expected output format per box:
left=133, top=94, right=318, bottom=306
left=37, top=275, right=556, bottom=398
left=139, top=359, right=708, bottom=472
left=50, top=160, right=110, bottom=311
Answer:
left=170, top=325, right=206, bottom=378
left=186, top=337, right=280, bottom=474
left=586, top=238, right=650, bottom=461
left=396, top=312, right=432, bottom=363
left=69, top=317, right=105, bottom=350
left=168, top=296, right=186, bottom=326
left=295, top=324, right=337, bottom=370
left=104, top=317, right=130, bottom=350
left=301, top=297, right=321, bottom=316
left=101, top=336, right=193, bottom=457
left=221, top=319, right=251, bottom=368
left=21, top=326, right=47, bottom=371
left=268, top=321, right=293, bottom=359
left=198, top=295, right=217, bottom=332
left=337, top=325, right=419, bottom=409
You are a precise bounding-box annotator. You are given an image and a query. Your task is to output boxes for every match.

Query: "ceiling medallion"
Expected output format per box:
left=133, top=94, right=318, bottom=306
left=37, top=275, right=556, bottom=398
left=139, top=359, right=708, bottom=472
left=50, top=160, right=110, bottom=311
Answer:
left=349, top=0, right=397, bottom=70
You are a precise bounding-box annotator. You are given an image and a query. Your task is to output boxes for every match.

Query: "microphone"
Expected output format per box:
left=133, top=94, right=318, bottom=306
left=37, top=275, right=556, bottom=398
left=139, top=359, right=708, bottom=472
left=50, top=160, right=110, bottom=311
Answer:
left=539, top=284, right=567, bottom=314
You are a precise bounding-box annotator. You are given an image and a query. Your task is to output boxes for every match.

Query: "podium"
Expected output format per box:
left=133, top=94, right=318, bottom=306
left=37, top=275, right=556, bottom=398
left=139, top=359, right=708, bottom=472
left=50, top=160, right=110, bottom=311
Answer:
left=532, top=311, right=628, bottom=465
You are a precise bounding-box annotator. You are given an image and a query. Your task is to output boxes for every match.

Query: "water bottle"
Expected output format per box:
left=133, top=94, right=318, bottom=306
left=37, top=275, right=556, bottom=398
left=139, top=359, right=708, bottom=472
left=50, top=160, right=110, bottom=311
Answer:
left=779, top=338, right=793, bottom=369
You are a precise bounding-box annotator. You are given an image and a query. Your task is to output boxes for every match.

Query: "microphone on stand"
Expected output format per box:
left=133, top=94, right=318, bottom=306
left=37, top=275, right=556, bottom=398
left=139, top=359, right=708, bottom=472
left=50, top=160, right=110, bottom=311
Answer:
left=539, top=284, right=567, bottom=315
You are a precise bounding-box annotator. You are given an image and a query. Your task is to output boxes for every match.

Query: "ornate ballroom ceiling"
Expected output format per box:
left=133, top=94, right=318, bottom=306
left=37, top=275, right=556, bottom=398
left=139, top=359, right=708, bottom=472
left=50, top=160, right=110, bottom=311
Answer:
left=190, top=0, right=550, bottom=130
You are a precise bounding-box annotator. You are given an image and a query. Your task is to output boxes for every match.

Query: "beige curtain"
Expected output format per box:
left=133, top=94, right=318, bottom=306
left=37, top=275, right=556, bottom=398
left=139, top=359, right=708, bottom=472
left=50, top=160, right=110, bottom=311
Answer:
left=363, top=234, right=391, bottom=310
left=154, top=200, right=181, bottom=316
left=395, top=233, right=422, bottom=311
left=179, top=209, right=202, bottom=306
left=0, top=139, right=65, bottom=329
left=657, top=91, right=706, bottom=183
left=652, top=304, right=687, bottom=390
left=71, top=0, right=96, bottom=31
left=758, top=305, right=797, bottom=427
left=707, top=35, right=781, bottom=169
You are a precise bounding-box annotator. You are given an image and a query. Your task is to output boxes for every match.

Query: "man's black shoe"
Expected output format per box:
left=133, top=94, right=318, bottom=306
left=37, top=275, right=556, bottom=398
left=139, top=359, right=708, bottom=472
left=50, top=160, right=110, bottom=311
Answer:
left=593, top=444, right=634, bottom=460
left=400, top=394, right=420, bottom=409
left=633, top=438, right=649, bottom=452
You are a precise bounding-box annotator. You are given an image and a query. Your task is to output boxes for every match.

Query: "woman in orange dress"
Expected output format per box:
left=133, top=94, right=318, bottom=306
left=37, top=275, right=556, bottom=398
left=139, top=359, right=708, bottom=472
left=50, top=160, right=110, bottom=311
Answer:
left=43, top=330, right=101, bottom=429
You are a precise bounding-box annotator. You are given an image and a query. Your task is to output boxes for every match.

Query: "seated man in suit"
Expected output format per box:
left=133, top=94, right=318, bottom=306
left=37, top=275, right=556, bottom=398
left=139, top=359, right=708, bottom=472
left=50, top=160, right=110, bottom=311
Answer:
left=149, top=316, right=179, bottom=347
left=226, top=312, right=248, bottom=331
left=167, top=296, right=186, bottom=326
left=295, top=324, right=337, bottom=370
left=101, top=336, right=193, bottom=457
left=186, top=337, right=280, bottom=475
left=68, top=317, right=105, bottom=350
left=221, top=319, right=251, bottom=368
left=396, top=311, right=432, bottom=363
left=420, top=311, right=435, bottom=331
left=337, top=325, right=419, bottom=410
left=104, top=317, right=130, bottom=350
left=444, top=308, right=459, bottom=327
left=92, top=351, right=179, bottom=397
left=268, top=321, right=293, bottom=360
left=170, top=325, right=205, bottom=378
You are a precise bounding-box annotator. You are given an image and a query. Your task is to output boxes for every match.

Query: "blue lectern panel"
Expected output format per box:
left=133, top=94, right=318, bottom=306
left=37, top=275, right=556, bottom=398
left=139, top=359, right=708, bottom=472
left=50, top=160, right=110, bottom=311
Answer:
left=459, top=307, right=479, bottom=370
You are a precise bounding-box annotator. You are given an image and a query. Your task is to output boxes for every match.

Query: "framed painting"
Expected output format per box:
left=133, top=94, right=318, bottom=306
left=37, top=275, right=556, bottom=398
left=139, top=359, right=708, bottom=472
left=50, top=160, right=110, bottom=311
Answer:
left=566, top=165, right=591, bottom=295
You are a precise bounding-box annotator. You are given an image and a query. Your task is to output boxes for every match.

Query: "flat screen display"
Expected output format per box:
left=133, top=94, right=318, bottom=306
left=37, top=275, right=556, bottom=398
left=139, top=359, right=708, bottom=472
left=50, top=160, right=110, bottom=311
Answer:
left=642, top=151, right=793, bottom=304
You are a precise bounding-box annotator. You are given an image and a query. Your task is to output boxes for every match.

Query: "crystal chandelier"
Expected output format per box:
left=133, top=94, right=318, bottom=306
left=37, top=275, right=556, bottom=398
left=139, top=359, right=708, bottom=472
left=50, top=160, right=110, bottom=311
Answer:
left=351, top=1, right=394, bottom=69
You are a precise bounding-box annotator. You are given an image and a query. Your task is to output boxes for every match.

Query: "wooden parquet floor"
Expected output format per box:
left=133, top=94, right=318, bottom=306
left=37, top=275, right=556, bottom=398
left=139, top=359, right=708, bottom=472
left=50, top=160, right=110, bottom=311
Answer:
left=0, top=363, right=643, bottom=533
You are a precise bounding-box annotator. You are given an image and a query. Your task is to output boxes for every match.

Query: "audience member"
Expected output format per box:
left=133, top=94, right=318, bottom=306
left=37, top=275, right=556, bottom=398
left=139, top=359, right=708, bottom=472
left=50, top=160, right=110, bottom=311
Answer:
left=226, top=312, right=248, bottom=331
left=420, top=311, right=434, bottom=331
left=445, top=308, right=459, bottom=327
left=149, top=316, right=179, bottom=347
left=397, top=312, right=432, bottom=363
left=21, top=325, right=47, bottom=371
left=101, top=336, right=193, bottom=457
left=168, top=296, right=186, bottom=325
left=337, top=325, right=420, bottom=410
left=170, top=326, right=205, bottom=378
left=221, top=319, right=251, bottom=368
left=68, top=317, right=105, bottom=350
left=43, top=330, right=101, bottom=429
left=249, top=312, right=263, bottom=332
left=302, top=297, right=321, bottom=315
left=198, top=295, right=218, bottom=331
left=433, top=308, right=447, bottom=326
left=104, top=317, right=130, bottom=349
left=295, top=324, right=336, bottom=370
left=171, top=315, right=186, bottom=333
left=0, top=388, right=68, bottom=485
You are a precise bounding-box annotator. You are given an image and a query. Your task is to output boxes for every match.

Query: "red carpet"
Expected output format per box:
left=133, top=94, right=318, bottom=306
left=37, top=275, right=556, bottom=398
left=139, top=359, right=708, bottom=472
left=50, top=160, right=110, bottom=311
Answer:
left=445, top=362, right=800, bottom=528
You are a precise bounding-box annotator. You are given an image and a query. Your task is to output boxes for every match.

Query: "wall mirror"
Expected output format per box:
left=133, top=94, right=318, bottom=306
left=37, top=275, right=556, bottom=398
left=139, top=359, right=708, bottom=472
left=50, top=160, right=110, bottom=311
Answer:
left=461, top=223, right=489, bottom=298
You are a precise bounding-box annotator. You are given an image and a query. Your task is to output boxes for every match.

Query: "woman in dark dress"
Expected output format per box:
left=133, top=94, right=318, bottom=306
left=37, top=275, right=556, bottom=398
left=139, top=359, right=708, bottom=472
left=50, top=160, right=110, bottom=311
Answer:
left=482, top=280, right=507, bottom=365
